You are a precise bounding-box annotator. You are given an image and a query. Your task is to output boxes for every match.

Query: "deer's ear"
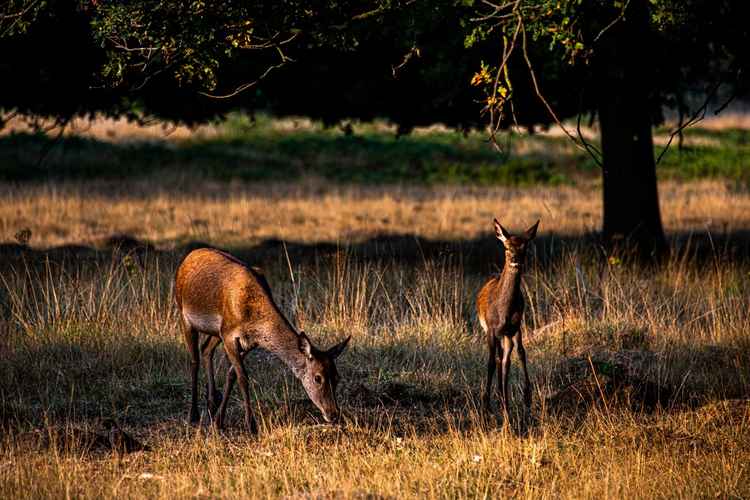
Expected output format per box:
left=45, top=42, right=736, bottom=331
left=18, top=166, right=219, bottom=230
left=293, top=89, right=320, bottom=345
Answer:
left=298, top=331, right=314, bottom=359
left=494, top=218, right=510, bottom=243
left=327, top=335, right=351, bottom=360
left=524, top=219, right=540, bottom=240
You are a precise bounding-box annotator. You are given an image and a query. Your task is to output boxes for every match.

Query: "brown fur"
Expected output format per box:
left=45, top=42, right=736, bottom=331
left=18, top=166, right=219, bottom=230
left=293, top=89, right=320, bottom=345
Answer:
left=175, top=247, right=350, bottom=431
left=476, top=219, right=539, bottom=413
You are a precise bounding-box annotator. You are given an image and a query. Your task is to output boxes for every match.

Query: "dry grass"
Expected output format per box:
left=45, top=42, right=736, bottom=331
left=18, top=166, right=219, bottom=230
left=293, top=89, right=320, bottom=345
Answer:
left=1, top=176, right=749, bottom=499
left=1, top=115, right=221, bottom=143
left=2, top=179, right=750, bottom=249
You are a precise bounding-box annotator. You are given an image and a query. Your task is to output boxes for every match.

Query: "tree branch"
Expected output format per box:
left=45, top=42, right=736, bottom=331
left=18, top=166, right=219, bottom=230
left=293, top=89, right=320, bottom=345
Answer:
left=198, top=59, right=287, bottom=99
left=520, top=21, right=603, bottom=167
left=655, top=80, right=722, bottom=165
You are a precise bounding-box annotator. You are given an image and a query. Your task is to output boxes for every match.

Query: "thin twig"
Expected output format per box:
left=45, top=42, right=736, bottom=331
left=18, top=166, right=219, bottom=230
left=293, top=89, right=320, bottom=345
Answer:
left=592, top=0, right=631, bottom=43
left=576, top=88, right=603, bottom=165
left=486, top=13, right=522, bottom=151
left=198, top=60, right=288, bottom=99
left=36, top=117, right=70, bottom=168
left=392, top=44, right=420, bottom=78
left=520, top=22, right=603, bottom=167
left=0, top=0, right=40, bottom=37
left=655, top=80, right=722, bottom=164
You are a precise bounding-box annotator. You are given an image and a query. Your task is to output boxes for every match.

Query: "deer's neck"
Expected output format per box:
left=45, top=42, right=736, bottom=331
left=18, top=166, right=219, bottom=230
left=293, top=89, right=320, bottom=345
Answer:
left=498, top=262, right=522, bottom=300
left=261, top=322, right=307, bottom=379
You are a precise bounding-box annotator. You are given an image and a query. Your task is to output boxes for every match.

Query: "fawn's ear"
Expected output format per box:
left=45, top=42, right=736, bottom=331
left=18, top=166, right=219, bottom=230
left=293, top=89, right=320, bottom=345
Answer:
left=494, top=218, right=510, bottom=243
left=524, top=219, right=540, bottom=240
left=326, top=335, right=351, bottom=360
left=298, top=331, right=314, bottom=359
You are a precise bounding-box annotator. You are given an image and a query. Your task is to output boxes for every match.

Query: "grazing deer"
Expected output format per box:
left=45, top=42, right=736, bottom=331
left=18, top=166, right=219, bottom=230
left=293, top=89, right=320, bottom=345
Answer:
left=174, top=248, right=351, bottom=432
left=476, top=218, right=539, bottom=414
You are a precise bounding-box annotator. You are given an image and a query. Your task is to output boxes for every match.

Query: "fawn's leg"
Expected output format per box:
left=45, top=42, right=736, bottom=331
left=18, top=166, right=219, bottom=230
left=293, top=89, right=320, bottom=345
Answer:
left=201, top=335, right=223, bottom=417
left=182, top=324, right=200, bottom=424
left=223, top=338, right=257, bottom=434
left=483, top=335, right=497, bottom=411
left=499, top=335, right=514, bottom=415
left=514, top=331, right=532, bottom=409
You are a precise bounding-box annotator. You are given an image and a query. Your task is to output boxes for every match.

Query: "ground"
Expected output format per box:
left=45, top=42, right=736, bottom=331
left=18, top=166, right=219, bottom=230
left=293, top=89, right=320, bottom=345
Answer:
left=0, top=116, right=749, bottom=499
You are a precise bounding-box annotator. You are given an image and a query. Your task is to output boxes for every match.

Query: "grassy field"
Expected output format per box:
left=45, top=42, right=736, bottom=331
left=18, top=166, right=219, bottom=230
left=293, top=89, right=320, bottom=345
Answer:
left=1, top=117, right=749, bottom=498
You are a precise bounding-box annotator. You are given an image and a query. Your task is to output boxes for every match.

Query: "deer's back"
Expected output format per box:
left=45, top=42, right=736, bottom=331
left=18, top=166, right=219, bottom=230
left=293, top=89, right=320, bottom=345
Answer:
left=175, top=248, right=277, bottom=334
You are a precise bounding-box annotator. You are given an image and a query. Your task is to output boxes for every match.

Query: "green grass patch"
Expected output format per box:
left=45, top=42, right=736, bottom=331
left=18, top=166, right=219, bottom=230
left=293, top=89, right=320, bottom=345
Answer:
left=2, top=114, right=750, bottom=185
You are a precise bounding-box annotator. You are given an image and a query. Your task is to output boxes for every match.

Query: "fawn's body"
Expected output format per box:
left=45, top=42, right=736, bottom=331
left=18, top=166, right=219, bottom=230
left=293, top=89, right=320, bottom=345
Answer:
left=476, top=219, right=539, bottom=413
left=175, top=248, right=350, bottom=432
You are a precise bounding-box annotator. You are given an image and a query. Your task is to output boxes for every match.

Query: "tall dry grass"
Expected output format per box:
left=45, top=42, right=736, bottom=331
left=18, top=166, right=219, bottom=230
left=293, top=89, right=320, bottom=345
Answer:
left=1, top=177, right=749, bottom=498
left=2, top=179, right=750, bottom=248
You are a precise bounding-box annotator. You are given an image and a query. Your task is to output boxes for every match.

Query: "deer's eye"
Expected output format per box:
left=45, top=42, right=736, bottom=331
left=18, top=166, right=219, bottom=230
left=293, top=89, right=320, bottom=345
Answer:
left=314, top=374, right=323, bottom=385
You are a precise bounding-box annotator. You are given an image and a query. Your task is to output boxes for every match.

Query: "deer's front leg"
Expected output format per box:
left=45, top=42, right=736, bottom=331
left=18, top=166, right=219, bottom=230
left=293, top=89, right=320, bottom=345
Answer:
left=223, top=336, right=258, bottom=434
left=201, top=335, right=223, bottom=418
left=483, top=336, right=497, bottom=412
left=499, top=334, right=514, bottom=415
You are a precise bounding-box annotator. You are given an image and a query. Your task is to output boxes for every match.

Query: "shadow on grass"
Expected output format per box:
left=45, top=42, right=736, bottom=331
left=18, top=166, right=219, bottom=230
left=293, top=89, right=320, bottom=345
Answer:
left=3, top=224, right=749, bottom=278
left=2, top=229, right=750, bottom=446
left=0, top=329, right=493, bottom=441
left=4, top=327, right=745, bottom=447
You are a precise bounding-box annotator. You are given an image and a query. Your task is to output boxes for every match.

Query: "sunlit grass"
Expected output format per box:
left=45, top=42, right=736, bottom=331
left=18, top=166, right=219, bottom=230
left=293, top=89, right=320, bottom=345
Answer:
left=1, top=228, right=749, bottom=498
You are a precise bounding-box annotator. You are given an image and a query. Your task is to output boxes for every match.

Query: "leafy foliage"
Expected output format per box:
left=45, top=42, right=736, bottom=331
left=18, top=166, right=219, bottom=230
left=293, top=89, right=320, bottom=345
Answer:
left=467, top=0, right=750, bottom=136
left=0, top=0, right=748, bottom=137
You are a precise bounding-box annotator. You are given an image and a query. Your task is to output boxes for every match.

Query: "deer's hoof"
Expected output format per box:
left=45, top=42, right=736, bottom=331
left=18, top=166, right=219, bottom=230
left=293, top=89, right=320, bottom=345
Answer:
left=246, top=420, right=258, bottom=435
left=206, top=391, right=224, bottom=418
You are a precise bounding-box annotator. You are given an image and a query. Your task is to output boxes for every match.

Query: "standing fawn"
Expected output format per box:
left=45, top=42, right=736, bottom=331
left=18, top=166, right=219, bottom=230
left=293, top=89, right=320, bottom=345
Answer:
left=476, top=218, right=539, bottom=414
left=174, top=248, right=350, bottom=432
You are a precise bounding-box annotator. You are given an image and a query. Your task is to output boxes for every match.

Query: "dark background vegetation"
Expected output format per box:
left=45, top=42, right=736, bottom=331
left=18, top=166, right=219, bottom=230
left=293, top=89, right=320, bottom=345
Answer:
left=2, top=0, right=750, bottom=254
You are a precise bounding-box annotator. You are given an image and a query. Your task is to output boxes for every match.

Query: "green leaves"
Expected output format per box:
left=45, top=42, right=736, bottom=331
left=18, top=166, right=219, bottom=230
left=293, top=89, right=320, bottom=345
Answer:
left=0, top=0, right=48, bottom=37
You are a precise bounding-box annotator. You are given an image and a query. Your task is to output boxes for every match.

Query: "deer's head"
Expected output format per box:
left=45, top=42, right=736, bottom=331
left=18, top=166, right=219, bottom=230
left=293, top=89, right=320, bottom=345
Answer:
left=494, top=218, right=540, bottom=269
left=297, top=332, right=351, bottom=423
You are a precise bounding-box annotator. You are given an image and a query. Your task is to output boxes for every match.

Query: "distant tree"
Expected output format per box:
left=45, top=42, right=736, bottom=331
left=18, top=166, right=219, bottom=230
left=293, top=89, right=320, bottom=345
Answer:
left=468, top=0, right=750, bottom=254
left=255, top=2, right=583, bottom=136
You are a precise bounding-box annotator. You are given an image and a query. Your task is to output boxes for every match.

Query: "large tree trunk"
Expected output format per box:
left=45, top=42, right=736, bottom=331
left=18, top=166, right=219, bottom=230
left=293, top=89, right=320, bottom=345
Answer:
left=596, top=0, right=667, bottom=255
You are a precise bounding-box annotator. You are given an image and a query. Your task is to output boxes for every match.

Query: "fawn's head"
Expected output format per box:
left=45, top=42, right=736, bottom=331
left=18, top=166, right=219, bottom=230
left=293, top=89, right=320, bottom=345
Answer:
left=494, top=218, right=540, bottom=268
left=297, top=332, right=351, bottom=423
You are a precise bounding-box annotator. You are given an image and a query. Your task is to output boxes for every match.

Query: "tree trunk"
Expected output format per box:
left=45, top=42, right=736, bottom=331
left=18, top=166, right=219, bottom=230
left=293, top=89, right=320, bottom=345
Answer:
left=596, top=0, right=667, bottom=256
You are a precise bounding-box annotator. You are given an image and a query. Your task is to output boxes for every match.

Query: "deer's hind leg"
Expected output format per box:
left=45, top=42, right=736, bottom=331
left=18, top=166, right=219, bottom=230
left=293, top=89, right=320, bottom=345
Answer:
left=182, top=324, right=200, bottom=424
left=201, top=335, right=223, bottom=418
left=514, top=331, right=532, bottom=409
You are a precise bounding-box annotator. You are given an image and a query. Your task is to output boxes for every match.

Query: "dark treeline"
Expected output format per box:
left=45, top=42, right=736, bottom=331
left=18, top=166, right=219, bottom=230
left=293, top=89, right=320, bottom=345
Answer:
left=1, top=0, right=749, bottom=254
left=0, top=1, right=580, bottom=130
